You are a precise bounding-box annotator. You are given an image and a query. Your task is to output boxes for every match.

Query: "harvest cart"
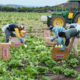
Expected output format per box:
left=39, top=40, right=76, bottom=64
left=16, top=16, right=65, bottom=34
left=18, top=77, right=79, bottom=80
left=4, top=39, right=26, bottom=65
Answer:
left=44, top=0, right=80, bottom=27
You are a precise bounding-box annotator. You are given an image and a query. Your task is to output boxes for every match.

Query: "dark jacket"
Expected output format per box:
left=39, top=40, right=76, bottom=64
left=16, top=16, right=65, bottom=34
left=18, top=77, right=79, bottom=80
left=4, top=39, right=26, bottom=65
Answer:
left=7, top=24, right=18, bottom=31
left=65, top=28, right=78, bottom=46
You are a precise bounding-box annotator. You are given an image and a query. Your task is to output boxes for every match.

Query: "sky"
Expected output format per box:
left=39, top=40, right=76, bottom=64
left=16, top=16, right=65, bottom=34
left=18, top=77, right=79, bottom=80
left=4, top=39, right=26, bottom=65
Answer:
left=0, top=0, right=68, bottom=7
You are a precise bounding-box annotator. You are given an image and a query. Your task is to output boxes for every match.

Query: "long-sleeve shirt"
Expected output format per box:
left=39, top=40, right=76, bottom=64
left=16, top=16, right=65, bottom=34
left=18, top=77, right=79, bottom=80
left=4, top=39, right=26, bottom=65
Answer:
left=51, top=27, right=66, bottom=51
left=51, top=27, right=65, bottom=42
left=64, top=28, right=78, bottom=46
left=2, top=24, right=23, bottom=38
left=7, top=24, right=22, bottom=38
left=69, top=23, right=80, bottom=31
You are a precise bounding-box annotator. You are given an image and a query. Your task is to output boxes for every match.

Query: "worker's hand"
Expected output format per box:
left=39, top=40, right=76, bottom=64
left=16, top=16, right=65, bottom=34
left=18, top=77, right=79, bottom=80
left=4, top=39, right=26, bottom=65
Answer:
left=50, top=36, right=58, bottom=42
left=19, top=38, right=25, bottom=43
left=50, top=38, right=55, bottom=42
left=24, top=44, right=27, bottom=48
left=49, top=26, right=53, bottom=31
left=60, top=46, right=66, bottom=51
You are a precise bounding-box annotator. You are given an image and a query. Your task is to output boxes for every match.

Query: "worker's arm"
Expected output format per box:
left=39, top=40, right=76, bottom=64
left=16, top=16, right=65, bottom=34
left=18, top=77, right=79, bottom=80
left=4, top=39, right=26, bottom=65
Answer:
left=14, top=28, right=21, bottom=38
left=51, top=28, right=59, bottom=42
left=49, top=26, right=53, bottom=31
left=50, top=35, right=58, bottom=42
left=65, top=38, right=70, bottom=46
left=14, top=28, right=25, bottom=43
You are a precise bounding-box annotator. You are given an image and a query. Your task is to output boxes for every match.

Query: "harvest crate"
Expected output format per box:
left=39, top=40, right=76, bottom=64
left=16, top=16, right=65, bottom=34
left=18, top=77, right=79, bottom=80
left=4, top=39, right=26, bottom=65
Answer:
left=51, top=37, right=75, bottom=61
left=0, top=43, right=11, bottom=61
left=44, top=29, right=55, bottom=47
left=10, top=37, right=22, bottom=47
left=52, top=47, right=70, bottom=61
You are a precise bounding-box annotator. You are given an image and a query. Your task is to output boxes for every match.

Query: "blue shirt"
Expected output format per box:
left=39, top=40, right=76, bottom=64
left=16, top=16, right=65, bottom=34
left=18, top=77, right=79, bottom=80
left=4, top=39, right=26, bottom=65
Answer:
left=50, top=27, right=65, bottom=42
left=52, top=27, right=65, bottom=36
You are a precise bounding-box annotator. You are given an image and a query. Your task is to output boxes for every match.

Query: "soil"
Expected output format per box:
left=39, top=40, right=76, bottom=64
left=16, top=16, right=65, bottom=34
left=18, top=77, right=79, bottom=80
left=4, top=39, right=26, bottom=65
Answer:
left=76, top=59, right=80, bottom=73
left=36, top=74, right=76, bottom=80
left=36, top=59, right=80, bottom=80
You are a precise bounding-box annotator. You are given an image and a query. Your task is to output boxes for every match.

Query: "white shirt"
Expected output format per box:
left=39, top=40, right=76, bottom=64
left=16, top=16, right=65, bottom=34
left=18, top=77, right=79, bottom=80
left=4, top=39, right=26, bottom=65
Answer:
left=2, top=24, right=9, bottom=33
left=70, top=23, right=80, bottom=31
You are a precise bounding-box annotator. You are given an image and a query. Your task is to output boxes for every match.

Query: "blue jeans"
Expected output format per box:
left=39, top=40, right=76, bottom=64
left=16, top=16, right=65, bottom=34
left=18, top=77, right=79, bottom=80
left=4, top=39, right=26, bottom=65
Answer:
left=5, top=29, right=16, bottom=42
left=57, top=37, right=64, bottom=45
left=57, top=37, right=66, bottom=51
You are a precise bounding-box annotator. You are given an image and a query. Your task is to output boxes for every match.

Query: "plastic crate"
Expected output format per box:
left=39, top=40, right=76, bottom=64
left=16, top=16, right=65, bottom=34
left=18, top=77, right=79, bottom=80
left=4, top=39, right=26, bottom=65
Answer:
left=52, top=47, right=70, bottom=61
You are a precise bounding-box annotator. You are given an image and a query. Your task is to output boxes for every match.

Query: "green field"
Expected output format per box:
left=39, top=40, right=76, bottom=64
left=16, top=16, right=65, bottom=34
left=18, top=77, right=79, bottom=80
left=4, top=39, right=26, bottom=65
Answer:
left=0, top=12, right=80, bottom=80
left=0, top=12, right=50, bottom=29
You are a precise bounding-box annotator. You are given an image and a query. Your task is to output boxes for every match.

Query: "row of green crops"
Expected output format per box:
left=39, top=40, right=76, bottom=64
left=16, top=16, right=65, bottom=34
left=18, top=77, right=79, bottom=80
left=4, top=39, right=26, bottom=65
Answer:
left=0, top=12, right=50, bottom=30
left=0, top=35, right=79, bottom=80
left=0, top=12, right=80, bottom=80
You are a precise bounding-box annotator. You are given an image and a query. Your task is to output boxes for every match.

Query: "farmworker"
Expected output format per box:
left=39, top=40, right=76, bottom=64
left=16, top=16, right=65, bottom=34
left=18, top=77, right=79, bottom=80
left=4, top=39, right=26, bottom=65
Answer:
left=58, top=23, right=80, bottom=55
left=2, top=24, right=26, bottom=44
left=49, top=25, right=66, bottom=51
left=41, top=15, right=66, bottom=50
left=65, top=23, right=80, bottom=57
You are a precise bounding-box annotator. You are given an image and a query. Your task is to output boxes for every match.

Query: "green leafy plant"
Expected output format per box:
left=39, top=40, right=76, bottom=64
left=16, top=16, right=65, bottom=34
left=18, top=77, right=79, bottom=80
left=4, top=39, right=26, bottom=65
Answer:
left=45, top=59, right=57, bottom=68
left=52, top=66, right=64, bottom=74
left=63, top=68, right=77, bottom=77
left=68, top=58, right=79, bottom=68
left=37, top=66, right=49, bottom=74
left=0, top=12, right=79, bottom=79
left=76, top=74, right=80, bottom=80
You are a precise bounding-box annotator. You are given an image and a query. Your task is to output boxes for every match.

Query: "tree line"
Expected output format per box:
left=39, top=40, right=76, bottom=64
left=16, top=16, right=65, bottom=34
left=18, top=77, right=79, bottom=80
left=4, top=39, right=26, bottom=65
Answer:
left=0, top=6, right=68, bottom=12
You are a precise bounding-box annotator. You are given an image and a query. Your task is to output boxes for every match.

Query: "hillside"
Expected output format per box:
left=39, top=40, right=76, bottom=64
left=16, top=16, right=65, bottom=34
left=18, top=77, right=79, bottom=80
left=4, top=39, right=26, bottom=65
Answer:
left=0, top=1, right=79, bottom=12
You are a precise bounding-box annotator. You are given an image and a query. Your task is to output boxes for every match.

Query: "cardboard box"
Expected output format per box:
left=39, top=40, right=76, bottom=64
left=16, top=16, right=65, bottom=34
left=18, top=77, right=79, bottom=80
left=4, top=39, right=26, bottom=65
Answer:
left=10, top=37, right=22, bottom=47
left=0, top=43, right=11, bottom=61
left=44, top=29, right=56, bottom=47
left=0, top=46, right=2, bottom=59
left=52, top=47, right=70, bottom=61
